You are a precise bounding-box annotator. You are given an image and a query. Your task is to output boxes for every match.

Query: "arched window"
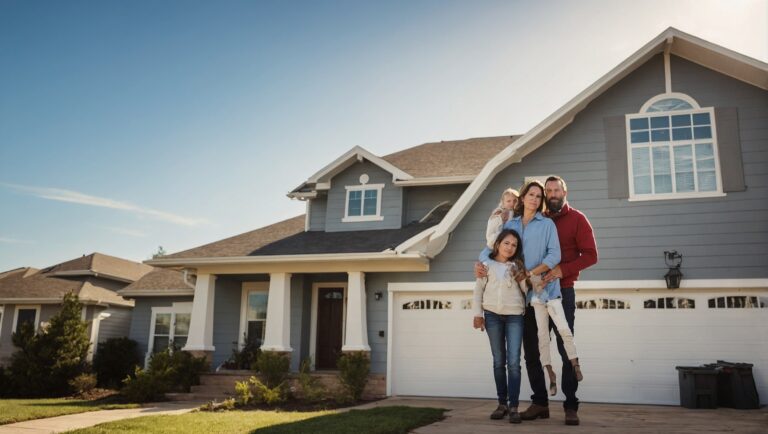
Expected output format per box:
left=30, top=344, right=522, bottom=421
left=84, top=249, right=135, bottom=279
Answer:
left=626, top=93, right=724, bottom=200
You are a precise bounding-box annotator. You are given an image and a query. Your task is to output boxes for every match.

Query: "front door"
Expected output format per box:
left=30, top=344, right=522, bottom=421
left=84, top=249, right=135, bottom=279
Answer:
left=316, top=287, right=344, bottom=370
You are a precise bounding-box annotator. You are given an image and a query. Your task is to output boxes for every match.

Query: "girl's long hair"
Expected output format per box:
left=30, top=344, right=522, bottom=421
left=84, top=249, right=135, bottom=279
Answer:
left=489, top=229, right=524, bottom=263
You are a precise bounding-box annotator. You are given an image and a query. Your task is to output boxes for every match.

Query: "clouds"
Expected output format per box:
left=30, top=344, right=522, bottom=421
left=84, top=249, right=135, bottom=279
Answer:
left=2, top=183, right=208, bottom=227
left=0, top=237, right=35, bottom=244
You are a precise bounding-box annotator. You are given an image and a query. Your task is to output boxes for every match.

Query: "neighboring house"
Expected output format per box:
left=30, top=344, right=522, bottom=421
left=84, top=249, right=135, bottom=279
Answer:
left=141, top=27, right=767, bottom=405
left=0, top=253, right=152, bottom=364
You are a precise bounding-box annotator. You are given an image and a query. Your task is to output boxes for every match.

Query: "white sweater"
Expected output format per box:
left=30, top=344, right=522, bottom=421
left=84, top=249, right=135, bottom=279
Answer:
left=473, top=260, right=526, bottom=317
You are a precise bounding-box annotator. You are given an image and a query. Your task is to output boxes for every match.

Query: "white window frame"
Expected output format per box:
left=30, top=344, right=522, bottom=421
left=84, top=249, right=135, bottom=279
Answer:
left=239, top=282, right=269, bottom=349
left=0, top=305, right=4, bottom=338
left=12, top=305, right=41, bottom=333
left=626, top=93, right=725, bottom=201
left=342, top=184, right=384, bottom=222
left=146, top=302, right=192, bottom=364
left=308, top=282, right=348, bottom=370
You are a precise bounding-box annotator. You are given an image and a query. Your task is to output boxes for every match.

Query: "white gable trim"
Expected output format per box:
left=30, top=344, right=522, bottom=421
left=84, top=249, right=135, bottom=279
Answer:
left=408, top=27, right=768, bottom=259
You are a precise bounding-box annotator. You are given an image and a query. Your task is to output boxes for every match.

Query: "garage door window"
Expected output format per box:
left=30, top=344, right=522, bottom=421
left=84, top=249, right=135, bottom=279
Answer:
left=644, top=297, right=695, bottom=309
left=403, top=299, right=452, bottom=310
left=708, top=296, right=765, bottom=309
left=576, top=299, right=630, bottom=309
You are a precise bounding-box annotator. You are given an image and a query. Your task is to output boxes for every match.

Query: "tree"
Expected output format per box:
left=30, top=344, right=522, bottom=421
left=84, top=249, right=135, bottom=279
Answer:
left=8, top=292, right=91, bottom=397
left=152, top=246, right=167, bottom=259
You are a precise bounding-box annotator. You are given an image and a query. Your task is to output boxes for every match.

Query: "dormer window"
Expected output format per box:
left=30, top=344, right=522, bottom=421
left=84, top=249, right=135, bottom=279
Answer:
left=343, top=175, right=384, bottom=222
left=625, top=93, right=725, bottom=201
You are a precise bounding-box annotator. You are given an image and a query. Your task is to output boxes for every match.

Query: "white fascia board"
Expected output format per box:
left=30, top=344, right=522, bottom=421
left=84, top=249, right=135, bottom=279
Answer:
left=146, top=251, right=426, bottom=267
left=424, top=27, right=765, bottom=258
left=394, top=227, right=436, bottom=254
left=393, top=176, right=475, bottom=186
left=118, top=289, right=195, bottom=297
left=307, top=146, right=413, bottom=184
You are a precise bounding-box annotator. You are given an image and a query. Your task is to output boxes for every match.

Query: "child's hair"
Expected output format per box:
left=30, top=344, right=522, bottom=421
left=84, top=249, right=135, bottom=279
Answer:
left=490, top=229, right=524, bottom=263
left=498, top=188, right=519, bottom=209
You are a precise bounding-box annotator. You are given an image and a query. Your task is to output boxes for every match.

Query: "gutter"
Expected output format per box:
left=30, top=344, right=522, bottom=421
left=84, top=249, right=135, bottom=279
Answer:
left=146, top=251, right=427, bottom=267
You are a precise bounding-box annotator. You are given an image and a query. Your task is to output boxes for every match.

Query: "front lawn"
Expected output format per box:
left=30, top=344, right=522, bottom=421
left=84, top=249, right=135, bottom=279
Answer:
left=0, top=397, right=139, bottom=425
left=67, top=406, right=446, bottom=434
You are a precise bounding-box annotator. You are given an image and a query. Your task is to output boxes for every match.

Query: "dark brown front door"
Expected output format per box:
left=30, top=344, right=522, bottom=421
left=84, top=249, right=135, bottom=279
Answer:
left=316, top=287, right=344, bottom=370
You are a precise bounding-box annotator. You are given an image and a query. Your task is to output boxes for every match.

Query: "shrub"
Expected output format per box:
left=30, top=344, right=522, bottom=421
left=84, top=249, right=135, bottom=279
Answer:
left=337, top=352, right=370, bottom=401
left=255, top=351, right=289, bottom=388
left=93, top=337, right=142, bottom=389
left=0, top=366, right=11, bottom=398
left=148, top=345, right=209, bottom=392
left=234, top=380, right=253, bottom=405
left=222, top=336, right=261, bottom=370
left=7, top=293, right=91, bottom=397
left=199, top=397, right=236, bottom=412
left=122, top=367, right=168, bottom=403
left=297, top=358, right=326, bottom=402
left=69, top=373, right=97, bottom=397
left=248, top=376, right=286, bottom=405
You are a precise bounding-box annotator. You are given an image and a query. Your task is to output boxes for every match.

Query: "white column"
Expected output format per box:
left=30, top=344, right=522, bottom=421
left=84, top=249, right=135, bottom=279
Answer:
left=261, top=272, right=293, bottom=352
left=343, top=271, right=370, bottom=351
left=183, top=273, right=216, bottom=352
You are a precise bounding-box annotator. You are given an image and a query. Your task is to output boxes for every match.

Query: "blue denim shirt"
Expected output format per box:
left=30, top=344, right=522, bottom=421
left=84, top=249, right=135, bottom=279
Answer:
left=480, top=212, right=562, bottom=303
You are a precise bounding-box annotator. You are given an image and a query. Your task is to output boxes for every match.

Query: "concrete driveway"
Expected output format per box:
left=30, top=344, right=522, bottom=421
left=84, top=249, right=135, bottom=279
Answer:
left=356, top=397, right=768, bottom=434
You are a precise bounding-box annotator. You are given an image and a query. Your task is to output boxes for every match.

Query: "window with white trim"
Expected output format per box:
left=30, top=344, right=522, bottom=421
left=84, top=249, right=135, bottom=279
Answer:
left=244, top=289, right=268, bottom=346
left=148, top=304, right=191, bottom=354
left=343, top=182, right=384, bottom=222
left=626, top=93, right=724, bottom=200
left=12, top=305, right=40, bottom=332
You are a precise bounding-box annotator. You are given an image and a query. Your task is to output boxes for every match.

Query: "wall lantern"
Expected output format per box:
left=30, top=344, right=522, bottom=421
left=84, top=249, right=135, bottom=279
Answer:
left=664, top=250, right=683, bottom=289
left=374, top=291, right=383, bottom=301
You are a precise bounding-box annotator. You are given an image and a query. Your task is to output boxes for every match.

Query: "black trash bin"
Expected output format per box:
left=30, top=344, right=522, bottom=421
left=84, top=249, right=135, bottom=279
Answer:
left=676, top=366, right=719, bottom=409
left=706, top=361, right=760, bottom=409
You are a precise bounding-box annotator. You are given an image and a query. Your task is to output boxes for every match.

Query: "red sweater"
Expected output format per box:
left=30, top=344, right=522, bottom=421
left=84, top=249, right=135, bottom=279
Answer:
left=545, top=203, right=598, bottom=289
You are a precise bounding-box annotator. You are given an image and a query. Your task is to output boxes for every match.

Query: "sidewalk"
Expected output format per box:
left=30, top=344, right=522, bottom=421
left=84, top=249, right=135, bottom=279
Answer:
left=0, top=401, right=204, bottom=434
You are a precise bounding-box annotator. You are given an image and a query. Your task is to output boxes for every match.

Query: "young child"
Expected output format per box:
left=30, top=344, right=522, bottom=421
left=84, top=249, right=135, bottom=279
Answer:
left=486, top=188, right=519, bottom=249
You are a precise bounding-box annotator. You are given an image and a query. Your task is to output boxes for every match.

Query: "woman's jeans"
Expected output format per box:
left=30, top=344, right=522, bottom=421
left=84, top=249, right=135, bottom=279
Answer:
left=484, top=310, right=524, bottom=407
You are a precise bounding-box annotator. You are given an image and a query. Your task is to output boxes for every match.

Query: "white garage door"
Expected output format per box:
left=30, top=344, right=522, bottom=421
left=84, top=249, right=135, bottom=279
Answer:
left=389, top=287, right=768, bottom=405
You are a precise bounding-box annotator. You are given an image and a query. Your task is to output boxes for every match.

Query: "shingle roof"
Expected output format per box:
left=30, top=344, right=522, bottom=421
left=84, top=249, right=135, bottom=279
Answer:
left=382, top=135, right=520, bottom=178
left=162, top=215, right=306, bottom=259
left=119, top=268, right=192, bottom=294
left=44, top=252, right=153, bottom=282
left=0, top=267, right=132, bottom=306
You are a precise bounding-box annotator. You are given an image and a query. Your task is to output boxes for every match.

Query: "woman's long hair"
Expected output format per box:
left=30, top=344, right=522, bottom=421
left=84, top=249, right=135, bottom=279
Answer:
left=489, top=229, right=524, bottom=263
left=513, top=180, right=546, bottom=216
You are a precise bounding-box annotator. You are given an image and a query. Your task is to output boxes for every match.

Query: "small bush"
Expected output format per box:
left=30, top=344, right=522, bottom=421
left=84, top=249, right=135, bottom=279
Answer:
left=69, top=373, right=97, bottom=397
left=255, top=351, right=289, bottom=388
left=337, top=352, right=370, bottom=401
left=222, top=336, right=261, bottom=370
left=297, top=358, right=326, bottom=402
left=122, top=367, right=168, bottom=403
left=234, top=380, right=253, bottom=405
left=0, top=366, right=11, bottom=398
left=199, top=397, right=236, bottom=412
left=93, top=337, right=142, bottom=389
left=249, top=376, right=286, bottom=405
left=148, top=346, right=209, bottom=392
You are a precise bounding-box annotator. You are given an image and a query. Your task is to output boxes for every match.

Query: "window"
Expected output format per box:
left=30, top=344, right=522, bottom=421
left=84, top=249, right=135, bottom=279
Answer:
left=240, top=282, right=269, bottom=348
left=644, top=297, right=695, bottom=309
left=708, top=296, right=766, bottom=309
left=148, top=303, right=192, bottom=354
left=576, top=299, right=630, bottom=309
left=626, top=93, right=724, bottom=201
left=402, top=299, right=452, bottom=310
left=343, top=183, right=384, bottom=222
left=12, top=305, right=40, bottom=332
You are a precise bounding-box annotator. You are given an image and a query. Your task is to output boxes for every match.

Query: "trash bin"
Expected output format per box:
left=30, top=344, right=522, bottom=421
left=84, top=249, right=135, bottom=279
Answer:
left=705, top=361, right=760, bottom=409
left=676, top=366, right=719, bottom=409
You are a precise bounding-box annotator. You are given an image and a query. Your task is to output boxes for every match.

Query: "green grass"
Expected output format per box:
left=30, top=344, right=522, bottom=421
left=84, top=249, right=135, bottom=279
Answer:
left=0, top=397, right=139, bottom=425
left=67, top=406, right=446, bottom=434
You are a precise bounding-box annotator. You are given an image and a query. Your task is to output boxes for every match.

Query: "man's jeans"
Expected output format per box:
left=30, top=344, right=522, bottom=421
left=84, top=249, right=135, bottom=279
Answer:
left=484, top=310, right=524, bottom=407
left=523, top=287, right=579, bottom=411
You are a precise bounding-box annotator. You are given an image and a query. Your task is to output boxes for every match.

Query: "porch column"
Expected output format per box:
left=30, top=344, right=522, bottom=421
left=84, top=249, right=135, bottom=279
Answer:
left=342, top=271, right=370, bottom=352
left=261, top=272, right=293, bottom=352
left=183, top=274, right=216, bottom=357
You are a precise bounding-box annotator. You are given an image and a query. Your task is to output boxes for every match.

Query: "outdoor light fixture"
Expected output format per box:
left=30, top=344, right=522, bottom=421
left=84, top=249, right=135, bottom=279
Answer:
left=374, top=291, right=383, bottom=301
left=664, top=250, right=683, bottom=289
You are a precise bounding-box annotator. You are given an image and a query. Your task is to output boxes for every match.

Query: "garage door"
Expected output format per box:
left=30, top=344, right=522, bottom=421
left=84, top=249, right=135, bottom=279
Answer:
left=389, top=287, right=768, bottom=405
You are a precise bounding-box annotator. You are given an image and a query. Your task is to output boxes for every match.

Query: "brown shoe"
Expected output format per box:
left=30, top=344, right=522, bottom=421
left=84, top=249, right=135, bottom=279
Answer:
left=520, top=403, right=549, bottom=420
left=490, top=404, right=508, bottom=420
left=565, top=409, right=580, bottom=425
left=509, top=411, right=521, bottom=424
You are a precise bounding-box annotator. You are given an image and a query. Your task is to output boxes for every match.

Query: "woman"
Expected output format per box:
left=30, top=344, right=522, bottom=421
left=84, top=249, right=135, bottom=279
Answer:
left=473, top=228, right=527, bottom=424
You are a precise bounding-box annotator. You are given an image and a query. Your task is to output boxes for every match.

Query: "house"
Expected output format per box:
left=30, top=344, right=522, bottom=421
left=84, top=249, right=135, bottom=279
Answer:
left=139, top=27, right=767, bottom=405
left=0, top=253, right=152, bottom=364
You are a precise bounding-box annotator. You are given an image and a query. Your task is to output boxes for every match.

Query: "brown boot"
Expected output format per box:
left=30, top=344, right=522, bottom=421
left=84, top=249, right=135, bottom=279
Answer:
left=520, top=403, right=549, bottom=420
left=489, top=404, right=508, bottom=420
left=565, top=409, right=580, bottom=425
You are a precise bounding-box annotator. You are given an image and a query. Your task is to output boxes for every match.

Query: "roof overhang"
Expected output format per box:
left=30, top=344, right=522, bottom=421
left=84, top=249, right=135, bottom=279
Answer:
left=288, top=146, right=413, bottom=198
left=47, top=270, right=135, bottom=283
left=147, top=252, right=429, bottom=274
left=118, top=289, right=195, bottom=297
left=392, top=175, right=475, bottom=187
left=0, top=297, right=134, bottom=307
left=409, top=27, right=768, bottom=259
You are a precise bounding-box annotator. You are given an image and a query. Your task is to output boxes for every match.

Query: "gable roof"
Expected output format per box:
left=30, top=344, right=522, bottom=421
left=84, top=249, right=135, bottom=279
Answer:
left=0, top=267, right=133, bottom=306
left=43, top=252, right=153, bottom=283
left=289, top=136, right=520, bottom=196
left=118, top=268, right=194, bottom=297
left=407, top=27, right=768, bottom=258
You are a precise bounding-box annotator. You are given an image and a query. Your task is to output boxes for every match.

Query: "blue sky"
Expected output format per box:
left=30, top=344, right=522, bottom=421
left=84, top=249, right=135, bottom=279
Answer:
left=1, top=0, right=766, bottom=270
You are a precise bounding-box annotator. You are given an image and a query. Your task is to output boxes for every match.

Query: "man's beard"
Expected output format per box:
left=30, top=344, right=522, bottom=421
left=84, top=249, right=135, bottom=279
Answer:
left=546, top=197, right=564, bottom=213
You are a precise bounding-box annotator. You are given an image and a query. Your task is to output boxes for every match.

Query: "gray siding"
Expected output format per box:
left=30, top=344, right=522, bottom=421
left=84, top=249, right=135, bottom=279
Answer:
left=86, top=276, right=130, bottom=292
left=402, top=184, right=467, bottom=224
left=364, top=53, right=768, bottom=372
left=0, top=304, right=15, bottom=364
left=308, top=197, right=327, bottom=231
left=127, top=296, right=193, bottom=362
left=212, top=278, right=242, bottom=369
left=325, top=162, right=403, bottom=232
left=96, top=306, right=133, bottom=343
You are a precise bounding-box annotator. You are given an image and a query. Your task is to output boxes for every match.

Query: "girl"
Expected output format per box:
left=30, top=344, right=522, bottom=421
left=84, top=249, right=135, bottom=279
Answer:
left=485, top=188, right=519, bottom=249
left=473, top=228, right=528, bottom=424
